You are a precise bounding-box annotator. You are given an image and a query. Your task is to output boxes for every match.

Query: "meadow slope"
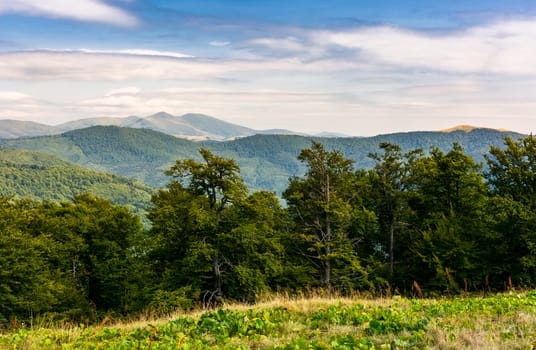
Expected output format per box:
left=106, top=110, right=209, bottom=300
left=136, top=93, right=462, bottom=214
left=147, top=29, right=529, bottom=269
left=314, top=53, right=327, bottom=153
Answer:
left=2, top=292, right=535, bottom=349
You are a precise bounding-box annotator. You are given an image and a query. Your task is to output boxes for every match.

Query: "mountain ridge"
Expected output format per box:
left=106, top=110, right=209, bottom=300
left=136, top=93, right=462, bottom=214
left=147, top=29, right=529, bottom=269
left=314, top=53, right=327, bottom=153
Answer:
left=440, top=124, right=511, bottom=133
left=0, top=112, right=300, bottom=141
left=0, top=113, right=514, bottom=141
left=0, top=125, right=524, bottom=195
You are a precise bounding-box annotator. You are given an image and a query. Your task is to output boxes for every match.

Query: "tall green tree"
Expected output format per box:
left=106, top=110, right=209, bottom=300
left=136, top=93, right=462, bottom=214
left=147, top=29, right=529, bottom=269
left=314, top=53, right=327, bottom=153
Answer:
left=367, top=142, right=421, bottom=278
left=150, top=149, right=288, bottom=305
left=221, top=190, right=289, bottom=299
left=408, top=143, right=488, bottom=290
left=485, top=135, right=536, bottom=285
left=284, top=141, right=371, bottom=291
left=55, top=194, right=146, bottom=315
left=161, top=148, right=246, bottom=304
left=486, top=135, right=536, bottom=209
left=0, top=195, right=145, bottom=322
left=0, top=198, right=58, bottom=322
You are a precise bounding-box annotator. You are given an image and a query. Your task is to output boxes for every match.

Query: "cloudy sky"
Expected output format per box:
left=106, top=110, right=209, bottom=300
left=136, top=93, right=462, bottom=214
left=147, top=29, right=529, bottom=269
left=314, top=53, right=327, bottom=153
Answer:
left=1, top=0, right=535, bottom=136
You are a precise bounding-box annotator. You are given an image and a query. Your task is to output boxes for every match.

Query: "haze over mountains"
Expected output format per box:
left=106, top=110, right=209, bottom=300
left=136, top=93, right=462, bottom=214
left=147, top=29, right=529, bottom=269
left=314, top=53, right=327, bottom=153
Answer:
left=0, top=112, right=306, bottom=141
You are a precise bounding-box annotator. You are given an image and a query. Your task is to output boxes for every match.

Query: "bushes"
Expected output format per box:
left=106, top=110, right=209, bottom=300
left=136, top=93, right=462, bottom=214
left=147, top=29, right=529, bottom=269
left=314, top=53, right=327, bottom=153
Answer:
left=148, top=287, right=199, bottom=315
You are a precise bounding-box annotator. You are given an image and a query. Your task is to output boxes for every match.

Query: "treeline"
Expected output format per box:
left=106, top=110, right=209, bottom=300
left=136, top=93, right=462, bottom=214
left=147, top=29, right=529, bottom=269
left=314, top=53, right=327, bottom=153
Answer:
left=1, top=135, right=535, bottom=323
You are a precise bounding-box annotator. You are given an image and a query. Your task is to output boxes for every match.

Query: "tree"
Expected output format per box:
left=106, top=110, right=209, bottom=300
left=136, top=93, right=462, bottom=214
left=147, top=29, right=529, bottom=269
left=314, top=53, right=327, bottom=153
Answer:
left=221, top=191, right=289, bottom=299
left=53, top=194, right=146, bottom=315
left=284, top=141, right=370, bottom=291
left=0, top=198, right=59, bottom=322
left=160, top=148, right=246, bottom=304
left=367, top=142, right=421, bottom=277
left=150, top=149, right=288, bottom=305
left=408, top=143, right=488, bottom=290
left=0, top=193, right=153, bottom=321
left=486, top=135, right=536, bottom=209
left=485, top=135, right=536, bottom=285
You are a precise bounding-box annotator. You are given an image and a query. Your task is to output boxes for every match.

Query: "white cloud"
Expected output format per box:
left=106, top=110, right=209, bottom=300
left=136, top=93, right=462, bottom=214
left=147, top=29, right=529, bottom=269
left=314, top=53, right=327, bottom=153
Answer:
left=28, top=48, right=194, bottom=59
left=0, top=51, right=224, bottom=80
left=0, top=0, right=138, bottom=26
left=6, top=15, right=536, bottom=84
left=249, top=37, right=306, bottom=52
left=312, top=19, right=536, bottom=75
left=0, top=91, right=33, bottom=101
left=78, top=49, right=194, bottom=59
left=235, top=18, right=536, bottom=75
left=245, top=36, right=327, bottom=60
left=105, top=87, right=141, bottom=96
left=0, top=91, right=64, bottom=121
left=0, top=49, right=365, bottom=83
left=209, top=41, right=231, bottom=47
left=79, top=91, right=186, bottom=117
left=2, top=18, right=536, bottom=135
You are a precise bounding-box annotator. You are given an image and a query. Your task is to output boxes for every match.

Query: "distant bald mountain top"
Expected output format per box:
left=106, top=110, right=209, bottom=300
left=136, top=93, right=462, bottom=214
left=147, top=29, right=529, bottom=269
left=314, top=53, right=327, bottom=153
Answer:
left=440, top=125, right=511, bottom=133
left=0, top=112, right=303, bottom=140
left=0, top=119, right=58, bottom=139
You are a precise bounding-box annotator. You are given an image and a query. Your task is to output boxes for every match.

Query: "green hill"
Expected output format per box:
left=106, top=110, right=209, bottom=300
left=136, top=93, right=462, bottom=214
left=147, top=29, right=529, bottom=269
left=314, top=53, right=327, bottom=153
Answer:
left=0, top=126, right=523, bottom=195
left=206, top=128, right=524, bottom=193
left=1, top=126, right=200, bottom=186
left=0, top=148, right=154, bottom=216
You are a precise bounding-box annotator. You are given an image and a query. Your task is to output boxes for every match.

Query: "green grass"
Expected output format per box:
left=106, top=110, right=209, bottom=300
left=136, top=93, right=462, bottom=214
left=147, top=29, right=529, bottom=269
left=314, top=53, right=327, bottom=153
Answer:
left=1, top=291, right=535, bottom=349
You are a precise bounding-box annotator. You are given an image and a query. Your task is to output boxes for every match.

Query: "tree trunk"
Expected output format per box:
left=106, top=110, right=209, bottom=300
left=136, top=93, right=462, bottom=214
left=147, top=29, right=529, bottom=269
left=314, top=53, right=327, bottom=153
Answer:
left=389, top=216, right=395, bottom=276
left=324, top=172, right=332, bottom=293
left=213, top=255, right=222, bottom=306
left=324, top=247, right=331, bottom=294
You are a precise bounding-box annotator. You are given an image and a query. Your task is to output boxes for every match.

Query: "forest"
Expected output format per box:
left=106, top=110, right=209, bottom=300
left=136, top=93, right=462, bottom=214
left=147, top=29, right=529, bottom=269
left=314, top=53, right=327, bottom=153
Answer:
left=0, top=125, right=522, bottom=194
left=0, top=148, right=153, bottom=218
left=1, top=134, right=535, bottom=324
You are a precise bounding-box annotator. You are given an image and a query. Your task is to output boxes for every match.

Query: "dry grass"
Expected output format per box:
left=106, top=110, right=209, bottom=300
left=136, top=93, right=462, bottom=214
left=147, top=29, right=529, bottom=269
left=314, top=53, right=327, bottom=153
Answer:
left=3, top=291, right=535, bottom=349
left=427, top=308, right=536, bottom=350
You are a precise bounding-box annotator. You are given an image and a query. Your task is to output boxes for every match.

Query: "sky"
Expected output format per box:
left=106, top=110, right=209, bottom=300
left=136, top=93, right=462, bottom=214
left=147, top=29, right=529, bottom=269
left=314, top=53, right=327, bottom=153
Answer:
left=1, top=0, right=536, bottom=136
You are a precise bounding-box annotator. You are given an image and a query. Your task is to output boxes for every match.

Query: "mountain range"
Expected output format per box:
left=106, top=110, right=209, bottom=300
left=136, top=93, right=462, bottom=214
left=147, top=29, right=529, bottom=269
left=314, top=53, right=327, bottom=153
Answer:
left=0, top=123, right=523, bottom=195
left=0, top=112, right=305, bottom=141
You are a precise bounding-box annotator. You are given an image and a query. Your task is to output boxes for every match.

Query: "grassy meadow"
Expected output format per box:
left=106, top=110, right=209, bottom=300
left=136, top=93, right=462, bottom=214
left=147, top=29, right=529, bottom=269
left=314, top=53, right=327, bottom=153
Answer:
left=1, top=291, right=535, bottom=349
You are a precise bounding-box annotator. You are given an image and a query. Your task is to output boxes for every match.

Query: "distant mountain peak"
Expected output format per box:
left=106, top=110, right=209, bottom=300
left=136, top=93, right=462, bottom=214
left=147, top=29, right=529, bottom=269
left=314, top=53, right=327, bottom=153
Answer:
left=5, top=114, right=512, bottom=141
left=315, top=131, right=351, bottom=138
left=441, top=125, right=510, bottom=133
left=148, top=111, right=175, bottom=119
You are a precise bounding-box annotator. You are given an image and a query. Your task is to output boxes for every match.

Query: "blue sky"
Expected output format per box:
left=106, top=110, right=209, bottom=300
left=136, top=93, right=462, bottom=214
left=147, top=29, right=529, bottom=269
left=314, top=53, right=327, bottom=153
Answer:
left=1, top=0, right=535, bottom=135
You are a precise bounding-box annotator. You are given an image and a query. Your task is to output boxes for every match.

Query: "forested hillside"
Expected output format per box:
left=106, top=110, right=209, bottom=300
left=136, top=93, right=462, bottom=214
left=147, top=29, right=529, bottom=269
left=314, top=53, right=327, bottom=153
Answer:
left=2, top=135, right=536, bottom=326
left=0, top=148, right=153, bottom=215
left=0, top=127, right=199, bottom=186
left=0, top=126, right=523, bottom=194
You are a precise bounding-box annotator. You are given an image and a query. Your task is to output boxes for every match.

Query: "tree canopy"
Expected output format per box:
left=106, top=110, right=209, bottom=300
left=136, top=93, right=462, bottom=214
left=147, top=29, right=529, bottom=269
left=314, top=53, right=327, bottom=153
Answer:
left=2, top=134, right=536, bottom=323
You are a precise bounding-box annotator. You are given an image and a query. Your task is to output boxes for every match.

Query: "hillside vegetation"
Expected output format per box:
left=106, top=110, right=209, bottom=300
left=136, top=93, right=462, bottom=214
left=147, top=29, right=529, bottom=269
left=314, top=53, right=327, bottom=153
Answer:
left=2, top=134, right=536, bottom=328
left=0, top=125, right=523, bottom=194
left=0, top=148, right=153, bottom=215
left=1, top=292, right=535, bottom=349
